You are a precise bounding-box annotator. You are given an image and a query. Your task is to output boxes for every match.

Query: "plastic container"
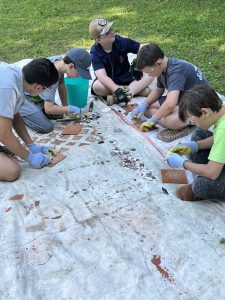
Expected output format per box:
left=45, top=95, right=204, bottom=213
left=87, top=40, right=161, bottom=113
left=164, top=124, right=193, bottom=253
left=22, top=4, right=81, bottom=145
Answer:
left=64, top=77, right=89, bottom=108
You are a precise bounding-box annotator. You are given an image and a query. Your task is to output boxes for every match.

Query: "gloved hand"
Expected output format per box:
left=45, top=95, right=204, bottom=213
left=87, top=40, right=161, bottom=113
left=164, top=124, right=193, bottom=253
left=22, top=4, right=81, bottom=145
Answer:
left=26, top=152, right=52, bottom=169
left=68, top=105, right=81, bottom=114
left=114, top=87, right=132, bottom=104
left=170, top=141, right=199, bottom=156
left=166, top=153, right=188, bottom=169
left=27, top=143, right=55, bottom=155
left=131, top=102, right=149, bottom=120
left=129, top=58, right=143, bottom=81
left=140, top=117, right=159, bottom=132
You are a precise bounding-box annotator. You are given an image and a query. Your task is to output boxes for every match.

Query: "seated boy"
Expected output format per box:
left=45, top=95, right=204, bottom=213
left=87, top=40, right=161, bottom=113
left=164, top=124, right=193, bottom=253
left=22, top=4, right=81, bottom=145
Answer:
left=131, top=43, right=209, bottom=142
left=19, top=48, right=91, bottom=133
left=166, top=85, right=225, bottom=201
left=89, top=18, right=154, bottom=105
left=0, top=58, right=59, bottom=181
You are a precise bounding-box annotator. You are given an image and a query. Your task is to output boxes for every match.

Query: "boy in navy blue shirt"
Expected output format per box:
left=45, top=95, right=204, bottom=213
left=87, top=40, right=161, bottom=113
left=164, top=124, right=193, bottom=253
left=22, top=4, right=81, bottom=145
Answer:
left=89, top=18, right=153, bottom=105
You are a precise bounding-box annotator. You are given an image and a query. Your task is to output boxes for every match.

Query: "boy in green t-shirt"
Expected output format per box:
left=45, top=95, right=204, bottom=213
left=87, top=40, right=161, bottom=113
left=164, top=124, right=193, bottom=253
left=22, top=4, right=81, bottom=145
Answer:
left=166, top=85, right=225, bottom=201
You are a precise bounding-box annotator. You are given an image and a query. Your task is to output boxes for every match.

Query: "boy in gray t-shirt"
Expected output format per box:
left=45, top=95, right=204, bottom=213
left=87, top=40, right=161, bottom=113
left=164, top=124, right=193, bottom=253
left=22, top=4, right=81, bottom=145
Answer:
left=19, top=48, right=91, bottom=133
left=0, top=58, right=58, bottom=181
left=131, top=43, right=209, bottom=141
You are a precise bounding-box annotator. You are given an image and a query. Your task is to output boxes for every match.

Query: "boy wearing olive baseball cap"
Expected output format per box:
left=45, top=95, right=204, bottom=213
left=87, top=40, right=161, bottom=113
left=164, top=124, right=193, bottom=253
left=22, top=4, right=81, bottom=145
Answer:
left=19, top=48, right=92, bottom=133
left=89, top=18, right=153, bottom=105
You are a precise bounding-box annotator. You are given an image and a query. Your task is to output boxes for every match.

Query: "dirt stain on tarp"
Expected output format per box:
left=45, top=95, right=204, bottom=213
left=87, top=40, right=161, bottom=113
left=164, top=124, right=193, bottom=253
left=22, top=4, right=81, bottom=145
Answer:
left=51, top=215, right=62, bottom=220
left=5, top=207, right=12, bottom=212
left=9, top=194, right=24, bottom=201
left=151, top=255, right=175, bottom=284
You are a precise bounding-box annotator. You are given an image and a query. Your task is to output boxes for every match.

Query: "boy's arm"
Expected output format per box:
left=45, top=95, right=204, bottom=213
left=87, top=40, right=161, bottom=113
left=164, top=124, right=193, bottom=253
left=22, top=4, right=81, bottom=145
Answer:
left=44, top=101, right=70, bottom=115
left=0, top=115, right=29, bottom=159
left=12, top=113, right=32, bottom=145
left=153, top=90, right=180, bottom=120
left=145, top=87, right=165, bottom=105
left=58, top=83, right=68, bottom=106
left=95, top=68, right=119, bottom=93
left=184, top=160, right=223, bottom=180
left=198, top=136, right=214, bottom=149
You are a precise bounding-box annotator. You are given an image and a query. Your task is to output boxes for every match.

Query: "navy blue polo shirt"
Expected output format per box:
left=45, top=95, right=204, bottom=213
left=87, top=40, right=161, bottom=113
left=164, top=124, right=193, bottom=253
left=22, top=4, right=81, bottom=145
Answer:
left=90, top=35, right=140, bottom=85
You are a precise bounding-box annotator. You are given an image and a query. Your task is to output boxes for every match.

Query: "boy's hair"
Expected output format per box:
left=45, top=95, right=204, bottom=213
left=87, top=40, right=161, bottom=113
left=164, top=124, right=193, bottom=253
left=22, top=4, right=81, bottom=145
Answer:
left=22, top=58, right=59, bottom=88
left=137, top=43, right=164, bottom=70
left=179, top=85, right=223, bottom=122
left=63, top=56, right=74, bottom=65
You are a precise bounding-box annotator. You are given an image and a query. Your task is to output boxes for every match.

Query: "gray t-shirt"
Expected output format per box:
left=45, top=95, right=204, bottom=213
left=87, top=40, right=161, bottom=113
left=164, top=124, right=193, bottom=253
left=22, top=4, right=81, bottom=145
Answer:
left=18, top=55, right=64, bottom=116
left=157, top=58, right=208, bottom=93
left=0, top=63, right=25, bottom=118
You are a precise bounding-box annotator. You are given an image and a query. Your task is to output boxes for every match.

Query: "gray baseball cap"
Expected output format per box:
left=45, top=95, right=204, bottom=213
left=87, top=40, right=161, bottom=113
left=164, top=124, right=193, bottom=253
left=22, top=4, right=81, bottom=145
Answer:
left=67, top=48, right=91, bottom=80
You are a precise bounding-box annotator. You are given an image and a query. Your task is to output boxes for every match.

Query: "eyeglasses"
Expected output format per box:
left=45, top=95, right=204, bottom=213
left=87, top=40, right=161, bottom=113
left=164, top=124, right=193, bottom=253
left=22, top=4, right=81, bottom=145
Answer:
left=42, top=85, right=52, bottom=91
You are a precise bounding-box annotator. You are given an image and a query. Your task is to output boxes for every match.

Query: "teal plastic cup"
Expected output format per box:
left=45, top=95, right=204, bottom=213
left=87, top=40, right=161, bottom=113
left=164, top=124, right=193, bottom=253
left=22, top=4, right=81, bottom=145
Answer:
left=64, top=77, right=89, bottom=108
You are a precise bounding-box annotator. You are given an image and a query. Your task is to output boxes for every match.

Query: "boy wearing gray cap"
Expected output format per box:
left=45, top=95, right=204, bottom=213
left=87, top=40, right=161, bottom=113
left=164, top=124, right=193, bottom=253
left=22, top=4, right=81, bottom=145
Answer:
left=89, top=18, right=153, bottom=105
left=19, top=48, right=91, bottom=133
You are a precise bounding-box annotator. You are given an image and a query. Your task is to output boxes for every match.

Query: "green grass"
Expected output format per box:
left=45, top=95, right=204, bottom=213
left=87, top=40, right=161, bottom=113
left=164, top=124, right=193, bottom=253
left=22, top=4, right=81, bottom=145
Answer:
left=1, top=0, right=225, bottom=93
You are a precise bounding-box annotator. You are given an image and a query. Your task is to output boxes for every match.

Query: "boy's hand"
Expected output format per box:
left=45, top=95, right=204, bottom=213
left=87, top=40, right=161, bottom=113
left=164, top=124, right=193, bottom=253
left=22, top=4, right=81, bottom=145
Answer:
left=27, top=143, right=55, bottom=155
left=140, top=117, right=159, bottom=131
left=114, top=87, right=132, bottom=104
left=129, top=58, right=143, bottom=81
left=131, top=102, right=149, bottom=119
left=68, top=105, right=81, bottom=114
left=166, top=153, right=187, bottom=169
left=26, top=153, right=52, bottom=169
left=171, top=141, right=199, bottom=156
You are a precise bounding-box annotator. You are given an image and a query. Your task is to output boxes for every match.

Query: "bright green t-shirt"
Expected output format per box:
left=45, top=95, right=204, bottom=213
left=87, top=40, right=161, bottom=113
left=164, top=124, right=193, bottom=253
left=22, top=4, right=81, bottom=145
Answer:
left=208, top=114, right=225, bottom=164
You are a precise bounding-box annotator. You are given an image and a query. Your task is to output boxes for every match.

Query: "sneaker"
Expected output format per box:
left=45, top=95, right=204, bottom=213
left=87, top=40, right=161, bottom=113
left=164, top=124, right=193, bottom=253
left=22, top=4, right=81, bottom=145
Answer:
left=106, top=95, right=118, bottom=106
left=157, top=125, right=196, bottom=143
left=176, top=184, right=199, bottom=201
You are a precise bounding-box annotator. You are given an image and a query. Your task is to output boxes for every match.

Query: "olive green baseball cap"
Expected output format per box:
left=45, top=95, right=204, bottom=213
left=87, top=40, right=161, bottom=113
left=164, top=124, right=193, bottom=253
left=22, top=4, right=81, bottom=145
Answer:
left=89, top=18, right=114, bottom=39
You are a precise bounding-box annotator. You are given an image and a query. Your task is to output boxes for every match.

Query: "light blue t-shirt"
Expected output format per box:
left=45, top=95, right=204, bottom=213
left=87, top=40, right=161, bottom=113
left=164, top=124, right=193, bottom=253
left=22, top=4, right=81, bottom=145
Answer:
left=0, top=63, right=25, bottom=118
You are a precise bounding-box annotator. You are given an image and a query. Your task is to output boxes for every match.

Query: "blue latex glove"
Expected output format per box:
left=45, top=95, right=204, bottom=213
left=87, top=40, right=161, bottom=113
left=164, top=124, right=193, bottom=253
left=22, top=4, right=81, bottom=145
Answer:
left=27, top=143, right=54, bottom=155
left=26, top=153, right=52, bottom=169
left=166, top=153, right=188, bottom=169
left=171, top=141, right=199, bottom=156
left=131, top=102, right=149, bottom=119
left=68, top=105, right=81, bottom=114
left=140, top=117, right=159, bottom=132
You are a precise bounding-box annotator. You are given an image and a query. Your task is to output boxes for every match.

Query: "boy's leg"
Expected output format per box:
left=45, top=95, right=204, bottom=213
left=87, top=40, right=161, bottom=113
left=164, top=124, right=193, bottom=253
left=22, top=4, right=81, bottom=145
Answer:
left=190, top=128, right=212, bottom=164
left=145, top=105, right=189, bottom=129
left=20, top=100, right=54, bottom=133
left=192, top=169, right=225, bottom=200
left=23, top=111, right=54, bottom=133
left=92, top=79, right=111, bottom=97
left=128, top=74, right=154, bottom=97
left=0, top=153, right=20, bottom=181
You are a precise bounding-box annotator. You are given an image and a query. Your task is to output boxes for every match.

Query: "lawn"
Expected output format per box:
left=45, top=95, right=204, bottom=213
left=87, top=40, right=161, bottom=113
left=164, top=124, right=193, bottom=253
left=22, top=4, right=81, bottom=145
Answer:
left=0, top=0, right=225, bottom=94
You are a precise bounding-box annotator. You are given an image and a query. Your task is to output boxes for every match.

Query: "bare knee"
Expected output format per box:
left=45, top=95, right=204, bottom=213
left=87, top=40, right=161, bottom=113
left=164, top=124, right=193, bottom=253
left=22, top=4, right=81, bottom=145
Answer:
left=92, top=80, right=111, bottom=97
left=6, top=163, right=20, bottom=182
left=0, top=156, right=20, bottom=181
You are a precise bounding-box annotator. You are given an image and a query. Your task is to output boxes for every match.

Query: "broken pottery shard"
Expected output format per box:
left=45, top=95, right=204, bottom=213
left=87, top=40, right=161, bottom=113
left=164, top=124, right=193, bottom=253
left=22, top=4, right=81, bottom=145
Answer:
left=133, top=120, right=144, bottom=129
left=48, top=153, right=67, bottom=168
left=61, top=123, right=83, bottom=135
left=9, top=194, right=24, bottom=201
left=161, top=169, right=188, bottom=184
